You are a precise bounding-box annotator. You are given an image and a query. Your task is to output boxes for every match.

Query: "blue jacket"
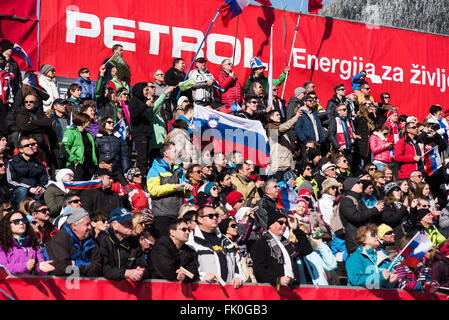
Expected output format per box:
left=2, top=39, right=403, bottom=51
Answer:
left=346, top=245, right=396, bottom=288
left=330, top=235, right=349, bottom=262
left=361, top=195, right=377, bottom=208
left=75, top=77, right=96, bottom=100
left=300, top=242, right=338, bottom=286
left=295, top=108, right=325, bottom=144
left=351, top=73, right=365, bottom=91
left=94, top=131, right=129, bottom=173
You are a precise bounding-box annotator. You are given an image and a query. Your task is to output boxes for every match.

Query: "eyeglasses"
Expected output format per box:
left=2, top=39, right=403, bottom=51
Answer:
left=204, top=165, right=212, bottom=169
left=369, top=167, right=376, bottom=171
left=81, top=70, right=90, bottom=73
left=272, top=89, right=278, bottom=91
left=271, top=185, right=280, bottom=189
left=211, top=186, right=218, bottom=191
left=369, top=232, right=377, bottom=238
left=409, top=126, right=417, bottom=129
left=68, top=199, right=81, bottom=204
left=229, top=224, right=238, bottom=229
left=120, top=93, right=129, bottom=96
left=237, top=198, right=245, bottom=203
left=249, top=101, right=258, bottom=104
left=363, top=87, right=371, bottom=90
left=276, top=220, right=287, bottom=226
left=37, top=208, right=50, bottom=213
left=384, top=230, right=394, bottom=236
left=193, top=170, right=201, bottom=174
left=10, top=218, right=27, bottom=225
left=31, top=220, right=39, bottom=225
left=383, top=96, right=390, bottom=99
left=134, top=173, right=142, bottom=178
left=338, top=108, right=347, bottom=112
left=305, top=167, right=312, bottom=171
left=21, top=142, right=38, bottom=148
left=337, top=88, right=346, bottom=91
left=200, top=213, right=219, bottom=219
left=155, top=73, right=164, bottom=76
left=106, top=121, right=114, bottom=124
left=179, top=227, right=190, bottom=232
left=148, top=86, right=156, bottom=89
left=25, top=100, right=36, bottom=104
left=2, top=207, right=13, bottom=212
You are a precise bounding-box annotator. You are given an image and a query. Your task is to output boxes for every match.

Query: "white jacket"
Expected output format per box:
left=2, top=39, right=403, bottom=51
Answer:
left=318, top=193, right=335, bottom=226
left=188, top=68, right=215, bottom=103
left=38, top=75, right=59, bottom=112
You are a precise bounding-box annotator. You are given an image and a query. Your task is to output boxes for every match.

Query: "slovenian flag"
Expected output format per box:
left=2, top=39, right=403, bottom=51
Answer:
left=193, top=105, right=270, bottom=167
left=220, top=0, right=272, bottom=26
left=277, top=185, right=297, bottom=211
left=399, top=232, right=433, bottom=268
left=219, top=101, right=242, bottom=114
left=63, top=179, right=103, bottom=190
left=11, top=43, right=33, bottom=68
left=22, top=72, right=41, bottom=90
left=424, top=146, right=442, bottom=176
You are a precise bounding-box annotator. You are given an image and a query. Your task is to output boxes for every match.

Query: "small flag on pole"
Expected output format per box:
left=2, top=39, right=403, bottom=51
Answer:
left=114, top=119, right=127, bottom=141
left=308, top=0, right=324, bottom=14
left=277, top=185, right=297, bottom=211
left=178, top=78, right=197, bottom=92
left=220, top=0, right=272, bottom=26
left=11, top=43, right=33, bottom=68
left=398, top=232, right=433, bottom=268
left=424, top=146, right=442, bottom=176
left=107, top=51, right=131, bottom=79
left=267, top=24, right=274, bottom=110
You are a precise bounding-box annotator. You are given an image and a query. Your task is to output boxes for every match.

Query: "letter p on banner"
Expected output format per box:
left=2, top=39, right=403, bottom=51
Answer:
left=66, top=10, right=101, bottom=43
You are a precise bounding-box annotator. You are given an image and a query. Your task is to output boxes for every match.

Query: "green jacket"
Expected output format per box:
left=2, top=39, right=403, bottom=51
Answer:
left=244, top=72, right=286, bottom=95
left=62, top=127, right=98, bottom=166
left=147, top=93, right=168, bottom=150
left=424, top=224, right=446, bottom=247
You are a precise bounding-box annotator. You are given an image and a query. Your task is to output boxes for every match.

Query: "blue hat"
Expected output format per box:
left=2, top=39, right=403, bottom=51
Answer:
left=109, top=208, right=133, bottom=223
left=250, top=57, right=266, bottom=70
left=204, top=182, right=217, bottom=195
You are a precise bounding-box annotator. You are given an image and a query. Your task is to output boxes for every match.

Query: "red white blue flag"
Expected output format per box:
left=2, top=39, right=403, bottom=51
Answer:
left=277, top=186, right=297, bottom=211
left=424, top=146, right=442, bottom=176
left=220, top=0, right=272, bottom=26
left=11, top=43, right=33, bottom=69
left=399, top=232, right=433, bottom=268
left=219, top=101, right=242, bottom=114
left=63, top=179, right=103, bottom=190
left=193, top=105, right=270, bottom=167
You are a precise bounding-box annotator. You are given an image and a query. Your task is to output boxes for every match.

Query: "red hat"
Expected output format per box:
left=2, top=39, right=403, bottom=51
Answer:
left=385, top=110, right=397, bottom=119
left=444, top=109, right=449, bottom=117
left=297, top=189, right=312, bottom=200
left=226, top=191, right=244, bottom=207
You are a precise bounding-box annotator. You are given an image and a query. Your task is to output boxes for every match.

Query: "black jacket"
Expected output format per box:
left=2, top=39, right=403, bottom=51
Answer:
left=6, top=153, right=49, bottom=190
left=80, top=187, right=128, bottom=215
left=129, top=83, right=153, bottom=138
left=250, top=229, right=313, bottom=287
left=326, top=94, right=348, bottom=119
left=15, top=106, right=52, bottom=148
left=353, top=115, right=371, bottom=157
left=165, top=67, right=191, bottom=107
left=45, top=225, right=102, bottom=277
left=339, top=191, right=380, bottom=254
left=377, top=202, right=409, bottom=245
left=148, top=235, right=199, bottom=282
left=96, top=229, right=149, bottom=281
left=94, top=132, right=129, bottom=173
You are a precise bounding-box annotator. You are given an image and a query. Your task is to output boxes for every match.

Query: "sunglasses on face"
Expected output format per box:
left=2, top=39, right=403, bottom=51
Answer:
left=409, top=126, right=417, bottom=129
left=329, top=186, right=338, bottom=190
left=363, top=87, right=371, bottom=90
left=96, top=218, right=108, bottom=224
left=0, top=163, right=5, bottom=168
left=25, top=100, right=36, bottom=104
left=30, top=220, right=39, bottom=225
left=2, top=207, right=13, bottom=212
left=37, top=208, right=50, bottom=213
left=249, top=101, right=258, bottom=104
left=229, top=224, right=238, bottom=229
left=193, top=170, right=201, bottom=174
left=10, top=218, right=27, bottom=225
left=21, top=142, right=38, bottom=148
left=276, top=220, right=287, bottom=226
left=421, top=204, right=429, bottom=208
left=384, top=230, right=394, bottom=236
left=368, top=232, right=377, bottom=238
left=237, top=198, right=245, bottom=203
left=200, top=213, right=219, bottom=219
left=155, top=73, right=164, bottom=76
left=369, top=167, right=376, bottom=171
left=179, top=227, right=190, bottom=232
left=211, top=186, right=218, bottom=191
left=134, top=173, right=142, bottom=178
left=120, top=93, right=129, bottom=96
left=383, top=97, right=390, bottom=99
left=106, top=121, right=114, bottom=124
left=68, top=199, right=81, bottom=204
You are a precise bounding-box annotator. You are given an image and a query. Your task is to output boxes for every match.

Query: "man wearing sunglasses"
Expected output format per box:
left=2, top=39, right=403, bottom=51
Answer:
left=53, top=191, right=83, bottom=229
left=251, top=209, right=313, bottom=288
left=7, top=135, right=49, bottom=207
left=149, top=218, right=199, bottom=282
left=187, top=205, right=245, bottom=288
left=30, top=200, right=58, bottom=246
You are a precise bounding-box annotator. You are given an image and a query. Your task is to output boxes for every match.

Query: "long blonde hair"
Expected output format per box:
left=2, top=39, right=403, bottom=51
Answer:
left=357, top=102, right=375, bottom=132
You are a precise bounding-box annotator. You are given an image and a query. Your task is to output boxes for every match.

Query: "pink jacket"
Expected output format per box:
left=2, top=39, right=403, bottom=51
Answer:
left=369, top=132, right=392, bottom=163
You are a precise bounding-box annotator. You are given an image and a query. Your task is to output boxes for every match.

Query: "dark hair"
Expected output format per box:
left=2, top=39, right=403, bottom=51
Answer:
left=235, top=162, right=247, bottom=173
left=380, top=92, right=390, bottom=99
left=183, top=103, right=194, bottom=113
left=173, top=58, right=184, bottom=68
left=303, top=81, right=314, bottom=88
left=398, top=114, right=408, bottom=123
left=374, top=124, right=389, bottom=132
left=244, top=93, right=258, bottom=104
left=172, top=118, right=189, bottom=130
left=63, top=191, right=81, bottom=205
left=334, top=84, right=344, bottom=93
left=186, top=164, right=201, bottom=179
left=217, top=170, right=230, bottom=184
left=112, top=44, right=123, bottom=53
left=67, top=83, right=82, bottom=98
left=91, top=210, right=108, bottom=222
left=168, top=218, right=186, bottom=232
left=160, top=142, right=175, bottom=156
left=98, top=117, right=113, bottom=135
left=30, top=200, right=46, bottom=213
left=80, top=100, right=96, bottom=113
left=73, top=112, right=90, bottom=127
left=0, top=211, right=40, bottom=253
left=18, top=135, right=35, bottom=148
left=78, top=67, right=89, bottom=77
left=430, top=105, right=442, bottom=115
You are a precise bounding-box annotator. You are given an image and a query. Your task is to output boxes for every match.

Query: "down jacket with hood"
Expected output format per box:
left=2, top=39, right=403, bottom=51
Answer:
left=129, top=82, right=153, bottom=139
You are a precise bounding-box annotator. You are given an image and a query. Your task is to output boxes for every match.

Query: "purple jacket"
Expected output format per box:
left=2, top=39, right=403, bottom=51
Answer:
left=85, top=119, right=99, bottom=138
left=0, top=237, right=47, bottom=276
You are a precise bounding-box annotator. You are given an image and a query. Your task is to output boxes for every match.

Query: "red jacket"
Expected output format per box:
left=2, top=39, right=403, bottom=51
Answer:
left=369, top=132, right=392, bottom=163
left=215, top=70, right=242, bottom=106
left=394, top=134, right=423, bottom=179
left=125, top=183, right=150, bottom=211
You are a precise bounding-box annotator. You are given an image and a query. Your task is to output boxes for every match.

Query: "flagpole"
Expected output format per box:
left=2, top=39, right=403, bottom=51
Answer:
left=281, top=0, right=305, bottom=100
left=386, top=232, right=419, bottom=272
left=176, top=8, right=221, bottom=100
left=267, top=24, right=274, bottom=109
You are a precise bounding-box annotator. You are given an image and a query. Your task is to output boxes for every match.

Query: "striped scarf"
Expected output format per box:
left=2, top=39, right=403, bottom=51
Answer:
left=336, top=117, right=354, bottom=149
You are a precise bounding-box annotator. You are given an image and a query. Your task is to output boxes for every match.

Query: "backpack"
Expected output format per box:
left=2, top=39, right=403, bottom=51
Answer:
left=330, top=195, right=358, bottom=236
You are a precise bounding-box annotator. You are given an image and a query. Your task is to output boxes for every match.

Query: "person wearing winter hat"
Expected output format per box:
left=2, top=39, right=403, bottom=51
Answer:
left=318, top=178, right=339, bottom=226
left=44, top=206, right=102, bottom=277
left=250, top=206, right=313, bottom=288
left=244, top=56, right=290, bottom=95
left=225, top=191, right=245, bottom=217
left=377, top=223, right=396, bottom=259
left=0, top=39, right=22, bottom=99
left=408, top=209, right=447, bottom=247
left=44, top=168, right=74, bottom=218
left=174, top=95, right=189, bottom=120
left=384, top=109, right=400, bottom=144
left=38, top=64, right=59, bottom=112
left=124, top=167, right=151, bottom=211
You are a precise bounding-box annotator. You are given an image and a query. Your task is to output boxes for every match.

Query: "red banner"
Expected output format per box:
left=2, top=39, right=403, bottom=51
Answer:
left=39, top=0, right=449, bottom=121
left=0, top=276, right=447, bottom=300
left=0, top=18, right=39, bottom=71
left=0, top=0, right=37, bottom=20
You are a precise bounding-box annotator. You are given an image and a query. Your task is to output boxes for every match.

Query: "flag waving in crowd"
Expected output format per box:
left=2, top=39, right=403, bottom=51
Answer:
left=424, top=146, right=442, bottom=177
left=220, top=0, right=272, bottom=26
left=11, top=43, right=33, bottom=69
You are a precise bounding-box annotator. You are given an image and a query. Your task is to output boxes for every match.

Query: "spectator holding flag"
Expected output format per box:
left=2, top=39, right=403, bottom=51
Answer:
left=243, top=57, right=289, bottom=95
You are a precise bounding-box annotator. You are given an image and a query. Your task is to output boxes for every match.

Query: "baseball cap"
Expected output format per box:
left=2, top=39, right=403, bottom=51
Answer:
left=109, top=208, right=134, bottom=223
left=52, top=98, right=68, bottom=107
left=196, top=57, right=207, bottom=63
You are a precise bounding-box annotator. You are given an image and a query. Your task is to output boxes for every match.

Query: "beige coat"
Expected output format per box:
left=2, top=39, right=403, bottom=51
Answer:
left=164, top=128, right=199, bottom=166
left=230, top=173, right=260, bottom=202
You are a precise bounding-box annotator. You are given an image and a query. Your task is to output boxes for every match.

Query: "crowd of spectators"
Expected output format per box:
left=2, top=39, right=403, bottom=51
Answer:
left=1, top=38, right=449, bottom=295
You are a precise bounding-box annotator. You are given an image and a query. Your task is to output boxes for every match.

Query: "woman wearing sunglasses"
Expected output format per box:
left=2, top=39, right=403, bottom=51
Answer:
left=345, top=223, right=398, bottom=288
left=0, top=210, right=54, bottom=276
left=369, top=124, right=393, bottom=171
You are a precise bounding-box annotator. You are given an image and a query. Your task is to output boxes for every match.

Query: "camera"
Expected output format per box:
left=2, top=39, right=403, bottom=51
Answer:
left=431, top=123, right=440, bottom=131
